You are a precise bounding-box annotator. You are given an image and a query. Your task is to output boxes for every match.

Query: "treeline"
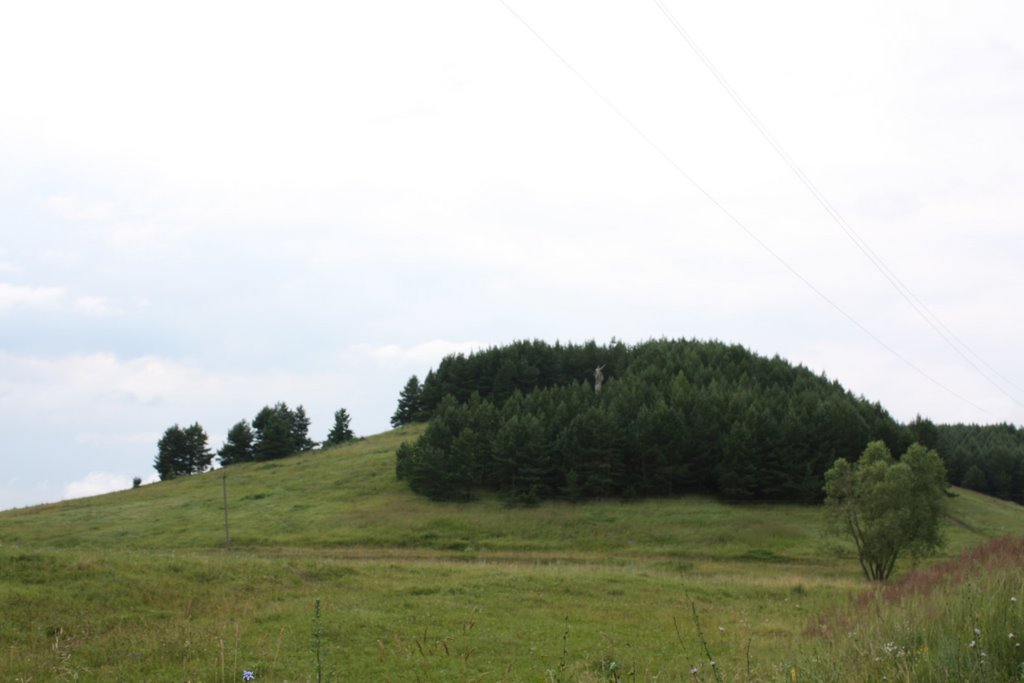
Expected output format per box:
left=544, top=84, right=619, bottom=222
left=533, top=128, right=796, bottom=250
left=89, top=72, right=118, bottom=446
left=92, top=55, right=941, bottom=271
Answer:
left=395, top=338, right=909, bottom=504
left=153, top=403, right=354, bottom=480
left=936, top=423, right=1024, bottom=504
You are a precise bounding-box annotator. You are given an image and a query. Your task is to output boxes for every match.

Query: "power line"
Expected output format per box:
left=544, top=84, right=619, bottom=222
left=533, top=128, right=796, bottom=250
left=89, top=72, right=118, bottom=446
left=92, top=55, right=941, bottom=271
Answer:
left=650, top=0, right=1024, bottom=410
left=495, top=0, right=997, bottom=419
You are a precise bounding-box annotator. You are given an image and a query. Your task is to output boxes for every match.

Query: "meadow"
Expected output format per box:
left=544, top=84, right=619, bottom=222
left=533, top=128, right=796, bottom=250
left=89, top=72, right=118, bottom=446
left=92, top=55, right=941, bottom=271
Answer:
left=1, top=426, right=1022, bottom=681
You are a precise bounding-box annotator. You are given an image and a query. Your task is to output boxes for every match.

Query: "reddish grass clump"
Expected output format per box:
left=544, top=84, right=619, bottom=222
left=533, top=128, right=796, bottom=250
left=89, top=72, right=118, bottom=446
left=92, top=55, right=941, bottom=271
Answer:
left=872, top=536, right=1024, bottom=606
left=806, top=536, right=1024, bottom=640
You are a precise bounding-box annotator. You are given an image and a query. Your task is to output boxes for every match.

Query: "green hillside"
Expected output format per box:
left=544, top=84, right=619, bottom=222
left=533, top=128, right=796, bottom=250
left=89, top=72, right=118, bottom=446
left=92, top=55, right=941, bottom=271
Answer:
left=2, top=427, right=1022, bottom=681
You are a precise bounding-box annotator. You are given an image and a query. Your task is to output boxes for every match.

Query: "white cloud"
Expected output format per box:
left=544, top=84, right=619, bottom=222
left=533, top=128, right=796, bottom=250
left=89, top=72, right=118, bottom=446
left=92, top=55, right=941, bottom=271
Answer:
left=62, top=472, right=132, bottom=501
left=73, top=431, right=160, bottom=448
left=0, top=282, right=65, bottom=311
left=0, top=282, right=114, bottom=316
left=72, top=295, right=115, bottom=315
left=0, top=352, right=347, bottom=415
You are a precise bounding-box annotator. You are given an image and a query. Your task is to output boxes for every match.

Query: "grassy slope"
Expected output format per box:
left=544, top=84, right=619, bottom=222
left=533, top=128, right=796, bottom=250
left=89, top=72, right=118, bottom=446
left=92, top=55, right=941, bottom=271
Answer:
left=2, top=426, right=1022, bottom=682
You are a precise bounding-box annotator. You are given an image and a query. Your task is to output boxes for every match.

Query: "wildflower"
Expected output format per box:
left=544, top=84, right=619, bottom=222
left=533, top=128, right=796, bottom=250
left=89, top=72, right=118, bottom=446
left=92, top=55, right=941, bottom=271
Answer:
left=969, top=640, right=976, bottom=648
left=1010, top=633, right=1016, bottom=639
left=243, top=672, right=255, bottom=681
left=974, top=627, right=981, bottom=636
left=1012, top=596, right=1017, bottom=603
left=718, top=626, right=725, bottom=632
left=690, top=666, right=699, bottom=675
left=709, top=660, right=717, bottom=667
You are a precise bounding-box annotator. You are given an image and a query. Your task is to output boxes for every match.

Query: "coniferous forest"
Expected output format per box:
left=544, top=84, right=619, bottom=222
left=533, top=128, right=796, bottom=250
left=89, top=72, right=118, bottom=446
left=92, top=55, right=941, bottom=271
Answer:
left=395, top=338, right=911, bottom=504
left=936, top=422, right=1024, bottom=504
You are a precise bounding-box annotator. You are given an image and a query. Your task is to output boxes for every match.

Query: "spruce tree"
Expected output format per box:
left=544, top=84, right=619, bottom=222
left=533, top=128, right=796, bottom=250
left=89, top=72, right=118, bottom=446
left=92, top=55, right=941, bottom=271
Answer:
left=183, top=422, right=213, bottom=474
left=391, top=375, right=423, bottom=427
left=291, top=405, right=316, bottom=451
left=253, top=402, right=297, bottom=460
left=324, top=408, right=355, bottom=446
left=255, top=411, right=294, bottom=461
left=155, top=424, right=188, bottom=480
left=155, top=422, right=211, bottom=479
left=218, top=420, right=255, bottom=466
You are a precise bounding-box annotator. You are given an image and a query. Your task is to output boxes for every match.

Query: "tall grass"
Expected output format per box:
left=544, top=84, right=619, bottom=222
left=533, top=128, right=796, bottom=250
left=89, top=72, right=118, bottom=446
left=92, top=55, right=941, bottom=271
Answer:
left=798, top=536, right=1024, bottom=681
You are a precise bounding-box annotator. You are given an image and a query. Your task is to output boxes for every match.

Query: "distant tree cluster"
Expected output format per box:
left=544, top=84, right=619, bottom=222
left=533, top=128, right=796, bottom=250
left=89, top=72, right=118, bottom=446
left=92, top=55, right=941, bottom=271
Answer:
left=215, top=402, right=314, bottom=466
left=935, top=422, right=1024, bottom=504
left=154, top=423, right=213, bottom=480
left=154, top=403, right=356, bottom=480
left=394, top=339, right=910, bottom=503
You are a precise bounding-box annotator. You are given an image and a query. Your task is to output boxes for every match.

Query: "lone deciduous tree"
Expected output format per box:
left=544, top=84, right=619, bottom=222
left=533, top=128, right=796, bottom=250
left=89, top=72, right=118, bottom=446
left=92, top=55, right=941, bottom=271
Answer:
left=824, top=440, right=947, bottom=581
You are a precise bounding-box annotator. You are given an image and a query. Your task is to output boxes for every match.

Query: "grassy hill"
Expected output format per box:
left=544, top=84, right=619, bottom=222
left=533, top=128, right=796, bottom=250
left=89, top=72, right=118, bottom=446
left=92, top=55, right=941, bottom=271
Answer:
left=2, top=427, right=1023, bottom=681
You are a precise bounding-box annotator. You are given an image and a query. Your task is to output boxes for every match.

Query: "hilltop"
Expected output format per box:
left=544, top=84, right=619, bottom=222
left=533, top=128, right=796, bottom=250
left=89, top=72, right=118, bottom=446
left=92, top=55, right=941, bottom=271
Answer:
left=395, top=338, right=911, bottom=504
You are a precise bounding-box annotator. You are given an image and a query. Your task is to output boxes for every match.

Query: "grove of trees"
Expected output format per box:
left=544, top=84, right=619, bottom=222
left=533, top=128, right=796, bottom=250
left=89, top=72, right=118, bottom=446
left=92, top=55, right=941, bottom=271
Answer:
left=154, top=423, right=213, bottom=480
left=251, top=402, right=316, bottom=461
left=154, top=403, right=356, bottom=478
left=394, top=338, right=912, bottom=503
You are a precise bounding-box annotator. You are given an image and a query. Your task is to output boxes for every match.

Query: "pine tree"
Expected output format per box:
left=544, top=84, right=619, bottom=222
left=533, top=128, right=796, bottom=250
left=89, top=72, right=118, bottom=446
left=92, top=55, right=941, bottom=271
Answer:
left=155, top=422, right=211, bottom=479
left=291, top=405, right=317, bottom=451
left=155, top=424, right=188, bottom=481
left=962, top=463, right=988, bottom=492
left=391, top=375, right=423, bottom=427
left=255, top=410, right=294, bottom=461
left=324, top=408, right=355, bottom=446
left=253, top=403, right=296, bottom=460
left=183, top=422, right=213, bottom=474
left=218, top=420, right=255, bottom=466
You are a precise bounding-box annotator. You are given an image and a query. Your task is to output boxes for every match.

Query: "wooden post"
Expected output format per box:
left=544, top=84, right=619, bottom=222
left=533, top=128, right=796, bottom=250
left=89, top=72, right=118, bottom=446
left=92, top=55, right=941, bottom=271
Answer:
left=222, top=472, right=231, bottom=546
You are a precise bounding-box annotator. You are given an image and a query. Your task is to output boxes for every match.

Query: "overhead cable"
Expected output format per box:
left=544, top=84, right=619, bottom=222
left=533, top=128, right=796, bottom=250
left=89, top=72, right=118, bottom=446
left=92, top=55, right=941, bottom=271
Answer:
left=495, top=0, right=996, bottom=419
left=651, top=0, right=1024, bottom=409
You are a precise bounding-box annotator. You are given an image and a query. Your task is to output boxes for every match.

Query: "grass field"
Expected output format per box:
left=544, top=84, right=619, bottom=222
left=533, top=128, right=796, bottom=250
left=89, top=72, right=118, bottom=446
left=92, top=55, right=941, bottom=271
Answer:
left=2, top=426, right=1022, bottom=681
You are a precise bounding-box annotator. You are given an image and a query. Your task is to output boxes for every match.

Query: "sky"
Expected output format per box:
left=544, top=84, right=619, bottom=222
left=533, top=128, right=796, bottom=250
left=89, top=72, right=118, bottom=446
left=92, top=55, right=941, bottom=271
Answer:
left=1, top=0, right=1022, bottom=511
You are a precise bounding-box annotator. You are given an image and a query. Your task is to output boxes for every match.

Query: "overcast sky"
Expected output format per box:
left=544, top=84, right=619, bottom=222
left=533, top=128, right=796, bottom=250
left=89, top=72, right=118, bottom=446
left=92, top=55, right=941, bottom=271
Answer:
left=2, top=0, right=1022, bottom=511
